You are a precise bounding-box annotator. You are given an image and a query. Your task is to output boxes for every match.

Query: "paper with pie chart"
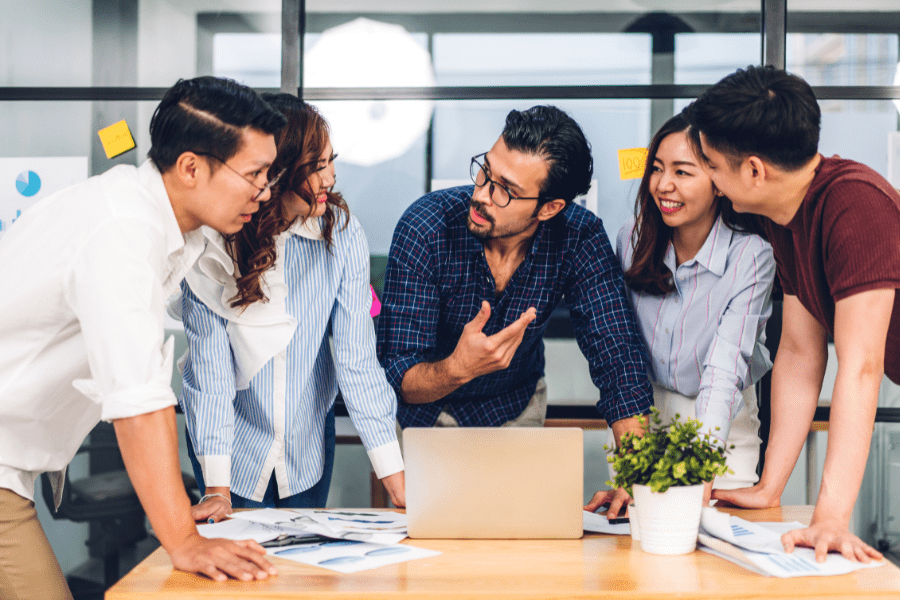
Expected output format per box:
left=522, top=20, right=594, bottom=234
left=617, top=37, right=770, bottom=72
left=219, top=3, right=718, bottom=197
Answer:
left=267, top=536, right=439, bottom=574
left=0, top=157, right=87, bottom=239
left=204, top=509, right=439, bottom=573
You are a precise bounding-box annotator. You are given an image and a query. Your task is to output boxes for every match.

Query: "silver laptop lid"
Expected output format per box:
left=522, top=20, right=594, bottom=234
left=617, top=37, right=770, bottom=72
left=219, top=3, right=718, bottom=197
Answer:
left=405, top=427, right=583, bottom=539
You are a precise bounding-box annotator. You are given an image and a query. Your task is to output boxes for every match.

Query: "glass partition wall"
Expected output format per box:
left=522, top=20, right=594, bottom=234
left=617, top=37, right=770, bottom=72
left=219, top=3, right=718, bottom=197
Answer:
left=3, top=1, right=897, bottom=244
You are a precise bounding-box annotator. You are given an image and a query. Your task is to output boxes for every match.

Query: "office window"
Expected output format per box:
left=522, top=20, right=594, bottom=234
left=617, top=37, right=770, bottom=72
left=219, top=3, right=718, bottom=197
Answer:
left=0, top=102, right=92, bottom=158
left=212, top=33, right=281, bottom=87
left=433, top=33, right=651, bottom=86
left=787, top=34, right=899, bottom=87
left=675, top=34, right=760, bottom=84
left=0, top=2, right=91, bottom=87
left=210, top=24, right=430, bottom=255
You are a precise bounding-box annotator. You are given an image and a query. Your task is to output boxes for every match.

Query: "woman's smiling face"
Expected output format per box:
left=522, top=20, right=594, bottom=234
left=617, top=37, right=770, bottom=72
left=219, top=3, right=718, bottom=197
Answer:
left=649, top=130, right=719, bottom=234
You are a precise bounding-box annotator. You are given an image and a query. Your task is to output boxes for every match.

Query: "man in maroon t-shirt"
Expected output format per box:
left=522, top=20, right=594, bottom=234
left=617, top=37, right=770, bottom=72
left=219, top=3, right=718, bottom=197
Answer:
left=687, top=65, right=898, bottom=564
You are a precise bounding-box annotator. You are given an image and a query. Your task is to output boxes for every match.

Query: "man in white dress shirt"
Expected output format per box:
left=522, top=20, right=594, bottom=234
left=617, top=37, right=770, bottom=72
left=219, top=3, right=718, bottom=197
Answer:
left=0, top=76, right=287, bottom=600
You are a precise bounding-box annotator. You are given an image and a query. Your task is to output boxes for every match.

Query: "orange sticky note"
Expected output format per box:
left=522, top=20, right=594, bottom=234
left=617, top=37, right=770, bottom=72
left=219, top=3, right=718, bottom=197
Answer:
left=618, top=147, right=649, bottom=180
left=97, top=120, right=136, bottom=159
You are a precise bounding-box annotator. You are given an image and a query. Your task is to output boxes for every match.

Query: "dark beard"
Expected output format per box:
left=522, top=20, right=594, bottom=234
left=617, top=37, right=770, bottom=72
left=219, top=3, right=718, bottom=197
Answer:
left=467, top=199, right=495, bottom=240
left=467, top=217, right=491, bottom=240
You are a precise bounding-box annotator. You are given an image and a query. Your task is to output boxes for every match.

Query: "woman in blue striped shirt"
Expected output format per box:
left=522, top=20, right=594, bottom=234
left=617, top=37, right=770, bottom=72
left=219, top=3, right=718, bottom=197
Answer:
left=181, top=94, right=405, bottom=522
left=587, top=112, right=775, bottom=512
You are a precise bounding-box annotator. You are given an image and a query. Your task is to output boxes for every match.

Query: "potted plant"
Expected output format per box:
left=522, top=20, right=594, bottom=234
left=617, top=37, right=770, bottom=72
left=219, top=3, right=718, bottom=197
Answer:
left=606, top=407, right=731, bottom=555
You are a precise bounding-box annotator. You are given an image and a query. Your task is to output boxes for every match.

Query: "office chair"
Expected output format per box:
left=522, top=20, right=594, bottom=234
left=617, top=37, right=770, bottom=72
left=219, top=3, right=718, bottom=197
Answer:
left=40, top=438, right=200, bottom=593
left=40, top=443, right=145, bottom=592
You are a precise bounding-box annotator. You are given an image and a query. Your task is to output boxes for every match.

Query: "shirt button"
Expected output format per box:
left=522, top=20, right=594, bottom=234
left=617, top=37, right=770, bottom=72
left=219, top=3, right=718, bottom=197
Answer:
left=665, top=328, right=670, bottom=334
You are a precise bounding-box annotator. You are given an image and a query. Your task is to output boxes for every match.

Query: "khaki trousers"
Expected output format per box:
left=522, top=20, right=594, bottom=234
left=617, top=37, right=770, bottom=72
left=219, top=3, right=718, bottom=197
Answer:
left=0, top=487, right=73, bottom=600
left=396, top=378, right=548, bottom=448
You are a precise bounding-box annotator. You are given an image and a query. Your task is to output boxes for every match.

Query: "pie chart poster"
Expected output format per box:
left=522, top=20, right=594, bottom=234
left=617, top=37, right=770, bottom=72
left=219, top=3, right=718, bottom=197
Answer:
left=0, top=157, right=88, bottom=239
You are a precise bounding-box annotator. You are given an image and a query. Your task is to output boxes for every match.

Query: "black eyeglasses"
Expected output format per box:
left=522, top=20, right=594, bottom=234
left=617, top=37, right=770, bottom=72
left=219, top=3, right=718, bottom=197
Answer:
left=197, top=153, right=285, bottom=202
left=469, top=153, right=549, bottom=208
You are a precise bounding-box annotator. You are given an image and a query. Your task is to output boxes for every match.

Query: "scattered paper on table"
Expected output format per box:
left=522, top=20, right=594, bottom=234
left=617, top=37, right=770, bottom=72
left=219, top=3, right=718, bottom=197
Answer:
left=268, top=537, right=439, bottom=574
left=302, top=509, right=408, bottom=534
left=228, top=508, right=302, bottom=526
left=202, top=509, right=436, bottom=573
left=230, top=508, right=407, bottom=544
left=583, top=510, right=630, bottom=535
left=700, top=507, right=791, bottom=554
left=698, top=508, right=884, bottom=577
left=198, top=518, right=307, bottom=545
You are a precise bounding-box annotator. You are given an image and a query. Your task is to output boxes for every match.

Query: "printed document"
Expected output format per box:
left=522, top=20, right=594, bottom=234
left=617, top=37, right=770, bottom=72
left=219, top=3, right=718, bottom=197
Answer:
left=697, top=508, right=884, bottom=577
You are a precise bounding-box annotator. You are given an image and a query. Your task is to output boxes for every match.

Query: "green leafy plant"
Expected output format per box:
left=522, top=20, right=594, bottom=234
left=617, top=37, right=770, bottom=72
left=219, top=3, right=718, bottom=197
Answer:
left=605, top=407, right=732, bottom=496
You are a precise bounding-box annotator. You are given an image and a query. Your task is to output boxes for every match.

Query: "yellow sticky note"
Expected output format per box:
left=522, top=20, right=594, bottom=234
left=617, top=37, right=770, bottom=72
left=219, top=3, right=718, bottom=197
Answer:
left=97, top=120, right=136, bottom=159
left=618, top=147, right=649, bottom=180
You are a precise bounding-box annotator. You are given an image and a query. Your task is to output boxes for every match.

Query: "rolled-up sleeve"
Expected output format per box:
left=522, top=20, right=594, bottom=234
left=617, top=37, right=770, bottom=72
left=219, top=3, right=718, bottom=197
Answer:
left=376, top=216, right=439, bottom=398
left=565, top=223, right=654, bottom=424
left=332, top=220, right=403, bottom=478
left=64, top=218, right=178, bottom=422
left=696, top=242, right=775, bottom=442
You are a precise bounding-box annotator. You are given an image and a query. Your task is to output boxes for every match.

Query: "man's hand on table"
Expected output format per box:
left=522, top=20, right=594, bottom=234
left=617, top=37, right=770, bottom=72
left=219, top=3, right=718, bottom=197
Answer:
left=168, top=532, right=277, bottom=582
left=584, top=488, right=632, bottom=519
left=382, top=470, right=406, bottom=508
left=782, top=519, right=883, bottom=564
left=586, top=480, right=718, bottom=519
left=713, top=484, right=883, bottom=563
left=711, top=483, right=780, bottom=509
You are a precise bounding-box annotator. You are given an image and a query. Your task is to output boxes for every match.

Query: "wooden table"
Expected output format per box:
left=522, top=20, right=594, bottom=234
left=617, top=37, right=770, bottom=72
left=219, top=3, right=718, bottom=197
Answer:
left=107, top=506, right=900, bottom=599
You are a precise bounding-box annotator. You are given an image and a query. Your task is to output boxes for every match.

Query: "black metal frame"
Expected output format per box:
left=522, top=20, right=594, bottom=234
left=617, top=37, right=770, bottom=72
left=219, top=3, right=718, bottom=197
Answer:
left=2, top=2, right=900, bottom=102
left=4, top=84, right=899, bottom=102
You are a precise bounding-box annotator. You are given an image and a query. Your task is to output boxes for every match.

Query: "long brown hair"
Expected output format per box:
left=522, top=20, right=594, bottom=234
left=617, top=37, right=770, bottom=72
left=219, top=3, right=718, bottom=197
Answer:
left=625, top=111, right=765, bottom=296
left=227, top=94, right=349, bottom=309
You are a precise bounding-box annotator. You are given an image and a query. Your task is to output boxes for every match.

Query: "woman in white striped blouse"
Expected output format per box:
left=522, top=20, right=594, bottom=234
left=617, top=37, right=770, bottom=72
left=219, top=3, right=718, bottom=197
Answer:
left=181, top=94, right=405, bottom=522
left=587, top=111, right=775, bottom=513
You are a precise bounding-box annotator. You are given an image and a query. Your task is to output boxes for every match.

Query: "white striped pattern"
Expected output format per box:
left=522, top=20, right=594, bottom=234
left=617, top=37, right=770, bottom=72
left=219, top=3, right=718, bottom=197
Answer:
left=181, top=215, right=398, bottom=501
left=616, top=215, right=775, bottom=441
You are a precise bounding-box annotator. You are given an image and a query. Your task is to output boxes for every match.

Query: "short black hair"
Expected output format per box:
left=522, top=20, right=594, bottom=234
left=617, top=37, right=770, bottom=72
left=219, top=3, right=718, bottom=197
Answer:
left=500, top=105, right=593, bottom=207
left=148, top=76, right=286, bottom=173
left=686, top=65, right=820, bottom=171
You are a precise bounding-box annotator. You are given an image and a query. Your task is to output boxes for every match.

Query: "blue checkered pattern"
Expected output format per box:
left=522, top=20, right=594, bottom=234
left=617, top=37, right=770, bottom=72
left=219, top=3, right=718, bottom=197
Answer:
left=376, top=185, right=653, bottom=428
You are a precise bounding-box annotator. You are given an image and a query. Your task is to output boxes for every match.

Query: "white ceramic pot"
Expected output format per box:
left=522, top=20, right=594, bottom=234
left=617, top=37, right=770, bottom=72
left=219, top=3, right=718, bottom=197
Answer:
left=628, top=502, right=640, bottom=542
left=632, top=483, right=704, bottom=555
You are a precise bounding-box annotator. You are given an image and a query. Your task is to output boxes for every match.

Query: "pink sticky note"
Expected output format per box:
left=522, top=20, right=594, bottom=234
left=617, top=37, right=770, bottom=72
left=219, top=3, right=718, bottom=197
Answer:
left=370, top=285, right=382, bottom=317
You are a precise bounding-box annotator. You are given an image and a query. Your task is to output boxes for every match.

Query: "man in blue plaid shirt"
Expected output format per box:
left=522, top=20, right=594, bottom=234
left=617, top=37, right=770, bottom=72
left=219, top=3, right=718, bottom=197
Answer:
left=377, top=105, right=652, bottom=455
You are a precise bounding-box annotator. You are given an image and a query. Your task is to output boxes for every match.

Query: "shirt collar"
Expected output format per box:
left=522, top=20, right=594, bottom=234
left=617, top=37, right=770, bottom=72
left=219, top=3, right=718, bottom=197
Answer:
left=663, top=214, right=730, bottom=277
left=137, top=159, right=203, bottom=257
left=287, top=215, right=325, bottom=241
left=697, top=215, right=730, bottom=276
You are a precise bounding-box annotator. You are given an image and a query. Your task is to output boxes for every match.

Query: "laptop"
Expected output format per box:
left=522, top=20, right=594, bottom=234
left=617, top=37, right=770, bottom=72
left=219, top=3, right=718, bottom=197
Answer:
left=404, top=427, right=583, bottom=539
